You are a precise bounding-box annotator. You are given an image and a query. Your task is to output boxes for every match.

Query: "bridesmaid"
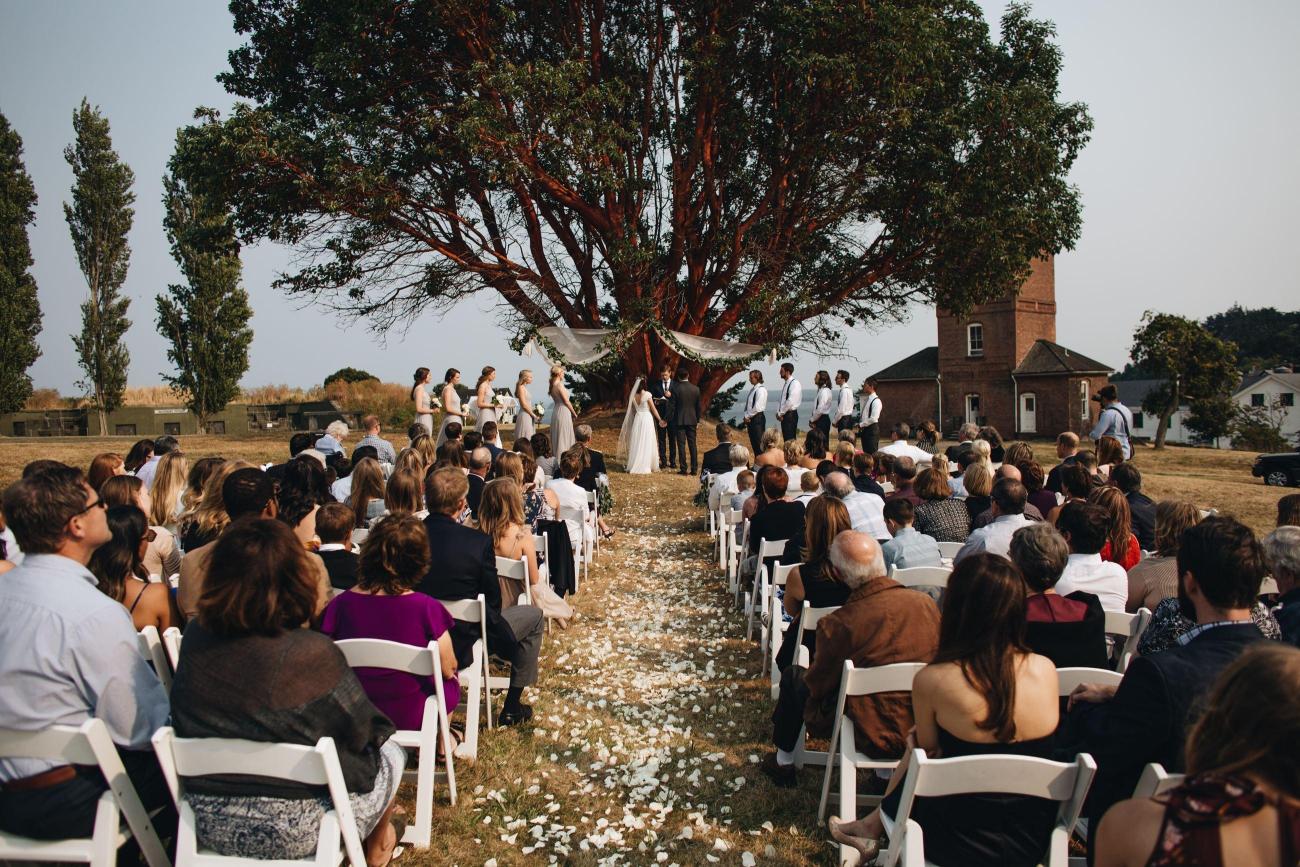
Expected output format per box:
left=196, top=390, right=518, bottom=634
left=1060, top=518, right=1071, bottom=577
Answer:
left=549, top=364, right=577, bottom=457
left=515, top=370, right=539, bottom=442
left=475, top=366, right=498, bottom=434
left=411, top=367, right=433, bottom=435
left=435, top=368, right=464, bottom=448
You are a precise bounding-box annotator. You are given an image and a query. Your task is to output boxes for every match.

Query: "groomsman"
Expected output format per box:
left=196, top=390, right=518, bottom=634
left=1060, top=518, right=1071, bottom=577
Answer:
left=832, top=370, right=857, bottom=436
left=742, top=370, right=769, bottom=455
left=671, top=368, right=702, bottom=475
left=649, top=366, right=678, bottom=469
left=776, top=363, right=802, bottom=441
left=809, top=370, right=833, bottom=442
left=857, top=378, right=882, bottom=454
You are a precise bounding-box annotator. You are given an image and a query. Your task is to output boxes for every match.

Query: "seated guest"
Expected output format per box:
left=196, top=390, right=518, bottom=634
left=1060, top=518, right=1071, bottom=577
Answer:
left=315, top=502, right=360, bottom=591
left=1046, top=462, right=1093, bottom=526
left=89, top=505, right=180, bottom=633
left=700, top=424, right=736, bottom=475
left=754, top=428, right=785, bottom=468
left=480, top=420, right=504, bottom=456
left=833, top=440, right=856, bottom=472
left=1018, top=460, right=1057, bottom=519
left=968, top=438, right=993, bottom=471
left=1002, top=441, right=1035, bottom=470
left=179, top=467, right=332, bottom=622
left=1045, top=431, right=1080, bottom=493
left=949, top=449, right=976, bottom=497
left=1279, top=492, right=1300, bottom=528
left=823, top=469, right=887, bottom=542
left=382, top=468, right=427, bottom=521
left=123, top=438, right=155, bottom=475
left=136, top=434, right=179, bottom=489
left=149, top=451, right=190, bottom=534
left=530, top=432, right=555, bottom=477
left=913, top=466, right=971, bottom=543
left=961, top=462, right=994, bottom=523
left=478, top=478, right=575, bottom=628
left=944, top=422, right=979, bottom=463
left=873, top=451, right=897, bottom=487
left=172, top=519, right=405, bottom=864
left=1054, top=501, right=1129, bottom=611
left=971, top=464, right=1044, bottom=528
left=774, top=497, right=854, bottom=671
left=953, top=478, right=1032, bottom=564
left=329, top=444, right=377, bottom=502
left=1095, top=434, right=1125, bottom=482
left=438, top=421, right=464, bottom=454
left=802, top=429, right=828, bottom=469
left=320, top=515, right=459, bottom=730
left=436, top=441, right=468, bottom=471
left=177, top=459, right=256, bottom=552
left=914, top=420, right=939, bottom=455
left=730, top=469, right=756, bottom=512
left=462, top=430, right=484, bottom=453
left=1095, top=643, right=1300, bottom=867
left=708, top=444, right=752, bottom=511
left=277, top=455, right=333, bottom=546
left=1076, top=448, right=1101, bottom=484
left=313, top=420, right=349, bottom=456
left=0, top=465, right=172, bottom=841
left=101, top=475, right=182, bottom=578
left=418, top=468, right=545, bottom=726
left=881, top=499, right=942, bottom=571
left=1109, top=463, right=1155, bottom=551
left=1125, top=500, right=1201, bottom=612
left=880, top=422, right=932, bottom=463
left=1070, top=517, right=1268, bottom=841
left=354, top=414, right=397, bottom=465
left=347, top=457, right=388, bottom=528
left=546, top=448, right=593, bottom=559
left=793, top=470, right=821, bottom=506
left=978, top=424, right=1006, bottom=463
left=465, top=446, right=491, bottom=519
left=748, top=467, right=807, bottom=561
left=87, top=451, right=125, bottom=491
left=1010, top=523, right=1107, bottom=669
left=852, top=451, right=885, bottom=497
left=1265, top=526, right=1300, bottom=646
left=573, top=425, right=608, bottom=491
left=765, top=531, right=940, bottom=787
left=1090, top=485, right=1141, bottom=570
left=828, top=553, right=1059, bottom=866
left=265, top=432, right=317, bottom=482
left=884, top=456, right=923, bottom=506
left=782, top=440, right=809, bottom=493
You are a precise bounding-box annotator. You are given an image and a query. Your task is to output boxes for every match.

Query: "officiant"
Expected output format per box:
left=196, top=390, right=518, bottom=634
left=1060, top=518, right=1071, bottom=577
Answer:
left=649, top=366, right=679, bottom=470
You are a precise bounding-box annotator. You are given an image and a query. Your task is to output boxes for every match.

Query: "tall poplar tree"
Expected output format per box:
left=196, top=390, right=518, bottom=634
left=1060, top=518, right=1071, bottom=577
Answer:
left=156, top=133, right=253, bottom=432
left=65, top=98, right=134, bottom=435
left=0, top=112, right=43, bottom=413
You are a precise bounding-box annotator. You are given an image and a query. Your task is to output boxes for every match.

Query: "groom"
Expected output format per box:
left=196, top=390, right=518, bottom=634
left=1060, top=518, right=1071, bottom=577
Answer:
left=650, top=366, right=678, bottom=470
left=671, top=368, right=701, bottom=476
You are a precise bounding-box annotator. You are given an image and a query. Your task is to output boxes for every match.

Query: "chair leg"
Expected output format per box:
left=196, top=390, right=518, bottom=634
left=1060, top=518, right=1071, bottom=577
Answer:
left=438, top=705, right=457, bottom=809
left=817, top=720, right=840, bottom=822
left=89, top=791, right=119, bottom=867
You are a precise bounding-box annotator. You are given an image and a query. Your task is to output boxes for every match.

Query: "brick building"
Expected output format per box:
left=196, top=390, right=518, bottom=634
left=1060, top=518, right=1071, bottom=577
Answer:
left=869, top=257, right=1112, bottom=438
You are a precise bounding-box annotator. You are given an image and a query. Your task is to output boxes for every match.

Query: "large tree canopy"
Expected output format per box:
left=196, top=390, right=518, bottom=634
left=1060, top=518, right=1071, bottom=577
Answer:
left=181, top=0, right=1090, bottom=405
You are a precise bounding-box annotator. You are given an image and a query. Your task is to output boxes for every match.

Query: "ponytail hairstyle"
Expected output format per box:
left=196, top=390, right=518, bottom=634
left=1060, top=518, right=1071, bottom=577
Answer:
left=411, top=367, right=431, bottom=400
left=476, top=366, right=496, bottom=389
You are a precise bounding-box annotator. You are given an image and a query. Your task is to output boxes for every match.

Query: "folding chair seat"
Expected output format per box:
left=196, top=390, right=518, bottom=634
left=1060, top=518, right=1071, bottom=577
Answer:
left=432, top=594, right=490, bottom=753
left=817, top=661, right=927, bottom=822
left=334, top=638, right=459, bottom=847
left=152, top=727, right=367, bottom=867
left=935, top=542, right=962, bottom=560
left=137, top=625, right=173, bottom=693
left=0, top=719, right=170, bottom=867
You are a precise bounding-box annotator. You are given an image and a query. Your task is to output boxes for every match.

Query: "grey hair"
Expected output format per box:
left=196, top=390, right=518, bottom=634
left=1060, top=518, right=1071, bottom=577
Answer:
left=960, top=422, right=980, bottom=441
left=1009, top=523, right=1070, bottom=593
left=728, top=444, right=752, bottom=467
left=822, top=471, right=854, bottom=499
left=575, top=424, right=593, bottom=442
left=828, top=531, right=886, bottom=590
left=1262, top=526, right=1300, bottom=582
left=326, top=420, right=349, bottom=439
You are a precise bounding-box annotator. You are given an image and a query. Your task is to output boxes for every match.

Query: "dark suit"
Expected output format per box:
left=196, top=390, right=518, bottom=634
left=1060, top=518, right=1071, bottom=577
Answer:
left=418, top=513, right=544, bottom=687
left=944, top=440, right=974, bottom=465
left=466, top=472, right=486, bottom=519
left=1045, top=454, right=1077, bottom=493
left=701, top=442, right=733, bottom=476
left=1083, top=623, right=1264, bottom=838
left=318, top=548, right=359, bottom=591
left=649, top=378, right=678, bottom=468
left=671, top=378, right=702, bottom=474
left=576, top=447, right=607, bottom=492
left=1126, top=490, right=1156, bottom=551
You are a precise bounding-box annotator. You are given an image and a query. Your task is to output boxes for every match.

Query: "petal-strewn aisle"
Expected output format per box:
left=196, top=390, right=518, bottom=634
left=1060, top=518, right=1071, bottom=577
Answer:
left=411, top=454, right=829, bottom=865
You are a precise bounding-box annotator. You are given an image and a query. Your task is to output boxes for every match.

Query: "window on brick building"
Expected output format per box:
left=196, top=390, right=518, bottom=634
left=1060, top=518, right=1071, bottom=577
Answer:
left=967, top=323, right=984, bottom=357
left=1251, top=393, right=1265, bottom=407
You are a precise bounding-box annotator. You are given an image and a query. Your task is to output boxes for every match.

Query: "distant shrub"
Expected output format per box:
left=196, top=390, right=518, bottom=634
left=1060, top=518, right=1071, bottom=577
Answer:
left=323, top=367, right=378, bottom=387
left=324, top=379, right=415, bottom=431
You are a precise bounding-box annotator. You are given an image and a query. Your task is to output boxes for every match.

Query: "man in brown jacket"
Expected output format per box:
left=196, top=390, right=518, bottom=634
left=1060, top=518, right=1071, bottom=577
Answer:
left=763, top=530, right=940, bottom=787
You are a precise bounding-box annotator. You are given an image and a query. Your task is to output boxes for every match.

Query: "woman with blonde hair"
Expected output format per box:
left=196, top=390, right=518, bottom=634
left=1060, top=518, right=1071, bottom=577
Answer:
left=182, top=457, right=225, bottom=520
left=100, top=475, right=183, bottom=579
left=754, top=428, right=785, bottom=468
left=962, top=461, right=994, bottom=524
left=1095, top=643, right=1300, bottom=867
left=969, top=438, right=993, bottom=470
left=1126, top=501, right=1201, bottom=611
left=348, top=458, right=387, bottom=528
left=150, top=451, right=190, bottom=530
left=782, top=440, right=807, bottom=494
left=474, top=365, right=498, bottom=433
left=478, top=478, right=574, bottom=628
left=178, top=459, right=256, bottom=552
left=515, top=369, right=539, bottom=441
left=549, top=364, right=577, bottom=456
left=393, top=447, right=426, bottom=479
left=1090, top=485, right=1140, bottom=570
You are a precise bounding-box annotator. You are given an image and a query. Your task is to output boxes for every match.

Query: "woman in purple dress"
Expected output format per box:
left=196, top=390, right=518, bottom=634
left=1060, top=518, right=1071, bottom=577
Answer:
left=321, top=515, right=459, bottom=730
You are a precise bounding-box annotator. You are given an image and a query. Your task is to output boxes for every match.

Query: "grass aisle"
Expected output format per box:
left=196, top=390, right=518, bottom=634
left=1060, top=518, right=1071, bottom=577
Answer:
left=418, top=466, right=829, bottom=866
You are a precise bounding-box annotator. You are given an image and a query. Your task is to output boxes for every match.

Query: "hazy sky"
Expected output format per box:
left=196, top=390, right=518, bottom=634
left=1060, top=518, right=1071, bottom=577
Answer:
left=2, top=1, right=1297, bottom=397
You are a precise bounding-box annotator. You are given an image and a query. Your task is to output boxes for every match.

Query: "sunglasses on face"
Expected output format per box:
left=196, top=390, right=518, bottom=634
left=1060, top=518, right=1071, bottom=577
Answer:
left=73, top=497, right=108, bottom=517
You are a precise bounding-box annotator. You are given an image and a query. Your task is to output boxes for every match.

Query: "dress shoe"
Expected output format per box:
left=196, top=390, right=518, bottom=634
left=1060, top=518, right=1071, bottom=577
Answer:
left=759, top=753, right=798, bottom=788
left=828, top=815, right=882, bottom=862
left=496, top=703, right=534, bottom=727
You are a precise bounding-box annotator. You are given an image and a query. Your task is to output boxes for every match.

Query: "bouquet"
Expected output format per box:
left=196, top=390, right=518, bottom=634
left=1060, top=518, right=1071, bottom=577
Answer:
left=570, top=400, right=582, bottom=415
left=430, top=396, right=443, bottom=411
left=534, top=402, right=546, bottom=417
left=489, top=392, right=504, bottom=408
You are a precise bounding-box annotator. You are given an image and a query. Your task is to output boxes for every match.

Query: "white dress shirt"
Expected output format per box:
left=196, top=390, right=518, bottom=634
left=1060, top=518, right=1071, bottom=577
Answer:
left=778, top=377, right=803, bottom=416
left=953, top=513, right=1033, bottom=564
left=811, top=386, right=833, bottom=421
left=839, top=491, right=888, bottom=540
left=879, top=440, right=934, bottom=463
left=1055, top=553, right=1129, bottom=612
left=860, top=392, right=882, bottom=427
left=547, top=477, right=592, bottom=554
left=709, top=468, right=744, bottom=512
left=744, top=385, right=769, bottom=421
left=833, top=385, right=856, bottom=424
left=135, top=454, right=162, bottom=489
left=0, top=555, right=171, bottom=780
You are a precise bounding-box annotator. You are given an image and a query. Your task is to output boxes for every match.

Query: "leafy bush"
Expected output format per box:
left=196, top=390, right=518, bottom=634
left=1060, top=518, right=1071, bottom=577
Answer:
left=323, top=367, right=378, bottom=387
left=1231, top=402, right=1290, bottom=452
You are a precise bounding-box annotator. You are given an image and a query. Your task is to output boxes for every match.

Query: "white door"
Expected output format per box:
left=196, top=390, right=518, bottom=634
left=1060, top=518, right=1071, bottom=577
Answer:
left=1020, top=393, right=1037, bottom=434
left=965, top=394, right=980, bottom=425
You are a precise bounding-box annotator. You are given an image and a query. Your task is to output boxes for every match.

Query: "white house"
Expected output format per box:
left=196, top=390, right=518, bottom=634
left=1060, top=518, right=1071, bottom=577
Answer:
left=1233, top=369, right=1300, bottom=444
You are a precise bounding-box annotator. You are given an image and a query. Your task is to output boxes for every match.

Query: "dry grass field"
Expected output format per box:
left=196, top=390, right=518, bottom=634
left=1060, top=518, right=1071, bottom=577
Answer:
left=0, top=423, right=1291, bottom=865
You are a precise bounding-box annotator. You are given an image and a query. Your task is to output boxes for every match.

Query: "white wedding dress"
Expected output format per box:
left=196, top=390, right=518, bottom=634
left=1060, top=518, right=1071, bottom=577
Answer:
left=622, top=390, right=659, bottom=474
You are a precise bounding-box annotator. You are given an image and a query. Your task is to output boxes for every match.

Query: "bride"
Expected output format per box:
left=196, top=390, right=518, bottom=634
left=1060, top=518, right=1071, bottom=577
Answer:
left=618, top=378, right=667, bottom=474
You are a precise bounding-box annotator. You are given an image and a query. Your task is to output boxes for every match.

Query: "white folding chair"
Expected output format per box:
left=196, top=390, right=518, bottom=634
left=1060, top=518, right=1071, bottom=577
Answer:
left=729, top=515, right=750, bottom=599
left=434, top=594, right=490, bottom=749
left=532, top=533, right=549, bottom=585
left=746, top=537, right=788, bottom=641
left=556, top=504, right=590, bottom=592
left=785, top=602, right=845, bottom=771
left=137, top=625, right=173, bottom=694
left=334, top=639, right=458, bottom=846
left=887, top=565, right=952, bottom=591
left=152, top=727, right=367, bottom=867
left=722, top=509, right=744, bottom=593
left=0, top=720, right=170, bottom=867
left=1106, top=608, right=1151, bottom=674
left=817, top=661, right=927, bottom=822
left=1260, top=576, right=1280, bottom=596
left=585, top=489, right=600, bottom=558
left=496, top=555, right=533, bottom=607
left=716, top=506, right=732, bottom=571
left=1132, top=762, right=1183, bottom=799
left=1056, top=667, right=1124, bottom=697
left=877, top=749, right=1097, bottom=867
left=765, top=562, right=802, bottom=691
left=162, top=626, right=183, bottom=673
left=935, top=542, right=963, bottom=560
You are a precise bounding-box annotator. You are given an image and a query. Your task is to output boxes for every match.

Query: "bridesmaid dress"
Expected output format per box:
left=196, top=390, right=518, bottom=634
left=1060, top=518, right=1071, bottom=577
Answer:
left=435, top=387, right=462, bottom=448
left=515, top=385, right=536, bottom=441
left=550, top=384, right=575, bottom=456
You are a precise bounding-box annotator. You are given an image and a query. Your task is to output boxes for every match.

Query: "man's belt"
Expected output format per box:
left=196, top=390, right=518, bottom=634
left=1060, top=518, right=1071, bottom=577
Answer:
left=0, top=764, right=78, bottom=792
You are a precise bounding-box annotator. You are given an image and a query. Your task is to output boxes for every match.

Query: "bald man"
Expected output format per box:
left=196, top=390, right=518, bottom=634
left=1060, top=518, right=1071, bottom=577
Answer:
left=971, top=464, right=1044, bottom=529
left=762, top=531, right=940, bottom=787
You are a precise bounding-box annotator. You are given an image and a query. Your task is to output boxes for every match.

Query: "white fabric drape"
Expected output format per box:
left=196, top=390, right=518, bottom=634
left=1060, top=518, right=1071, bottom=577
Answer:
left=523, top=325, right=764, bottom=365
left=663, top=329, right=764, bottom=362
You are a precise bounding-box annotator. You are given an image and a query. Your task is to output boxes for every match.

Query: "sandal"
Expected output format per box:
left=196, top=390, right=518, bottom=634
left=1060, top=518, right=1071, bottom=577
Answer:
left=435, top=727, right=463, bottom=764
left=828, top=815, right=882, bottom=863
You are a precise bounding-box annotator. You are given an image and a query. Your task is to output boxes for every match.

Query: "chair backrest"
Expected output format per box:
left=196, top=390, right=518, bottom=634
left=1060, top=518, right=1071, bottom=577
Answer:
left=1103, top=610, right=1137, bottom=635
left=162, top=626, right=183, bottom=672
left=152, top=726, right=366, bottom=867
left=0, top=720, right=103, bottom=766
left=879, top=481, right=895, bottom=494
left=793, top=600, right=842, bottom=654
left=532, top=533, right=548, bottom=560
left=437, top=592, right=487, bottom=625
left=495, top=555, right=531, bottom=605
left=1112, top=607, right=1151, bottom=674
left=1132, top=763, right=1184, bottom=799
left=888, top=564, right=952, bottom=589
left=772, top=562, right=800, bottom=588
left=936, top=541, right=963, bottom=559
left=842, top=661, right=928, bottom=697
left=1056, top=667, right=1124, bottom=697
left=137, top=625, right=173, bottom=693
left=335, top=638, right=439, bottom=678
left=757, top=537, right=787, bottom=560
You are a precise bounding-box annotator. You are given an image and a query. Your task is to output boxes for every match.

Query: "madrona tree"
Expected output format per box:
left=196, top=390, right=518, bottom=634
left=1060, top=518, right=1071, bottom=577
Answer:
left=180, top=0, right=1091, bottom=406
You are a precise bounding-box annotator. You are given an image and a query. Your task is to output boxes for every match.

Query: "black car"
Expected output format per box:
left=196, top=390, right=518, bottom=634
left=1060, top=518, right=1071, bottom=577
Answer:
left=1253, top=449, right=1300, bottom=487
